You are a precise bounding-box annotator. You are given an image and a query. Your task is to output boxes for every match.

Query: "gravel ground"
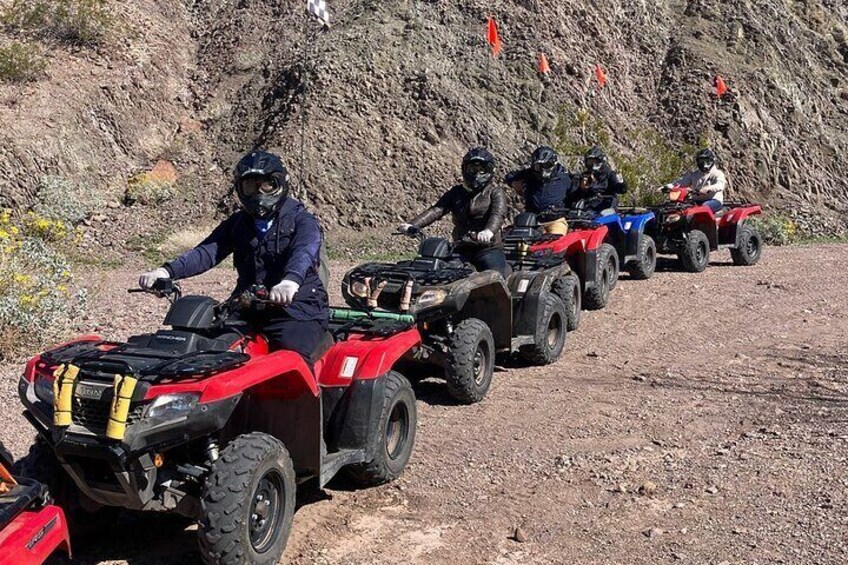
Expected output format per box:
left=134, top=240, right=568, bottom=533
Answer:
left=1, top=244, right=846, bottom=564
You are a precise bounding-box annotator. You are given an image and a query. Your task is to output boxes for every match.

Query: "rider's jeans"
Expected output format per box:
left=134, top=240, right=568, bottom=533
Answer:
left=702, top=199, right=723, bottom=212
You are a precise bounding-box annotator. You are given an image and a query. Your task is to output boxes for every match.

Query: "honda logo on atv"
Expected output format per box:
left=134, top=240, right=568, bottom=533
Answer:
left=75, top=383, right=108, bottom=401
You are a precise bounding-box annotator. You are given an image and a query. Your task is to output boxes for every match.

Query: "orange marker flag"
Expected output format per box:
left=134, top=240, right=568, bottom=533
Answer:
left=537, top=52, right=551, bottom=74
left=487, top=17, right=503, bottom=57
left=715, top=75, right=728, bottom=98
left=594, top=64, right=607, bottom=88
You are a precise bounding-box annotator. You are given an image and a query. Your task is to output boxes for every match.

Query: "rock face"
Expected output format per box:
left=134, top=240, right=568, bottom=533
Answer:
left=1, top=0, right=847, bottom=238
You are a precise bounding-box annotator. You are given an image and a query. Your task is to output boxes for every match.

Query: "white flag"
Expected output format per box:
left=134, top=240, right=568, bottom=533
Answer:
left=307, top=0, right=330, bottom=26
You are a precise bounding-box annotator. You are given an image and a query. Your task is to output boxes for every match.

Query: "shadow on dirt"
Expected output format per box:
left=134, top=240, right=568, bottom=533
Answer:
left=69, top=485, right=334, bottom=564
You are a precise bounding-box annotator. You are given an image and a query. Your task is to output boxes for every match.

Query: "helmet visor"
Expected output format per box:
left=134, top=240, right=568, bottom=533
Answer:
left=464, top=160, right=493, bottom=176
left=239, top=176, right=280, bottom=197
left=586, top=157, right=603, bottom=171
left=697, top=157, right=714, bottom=171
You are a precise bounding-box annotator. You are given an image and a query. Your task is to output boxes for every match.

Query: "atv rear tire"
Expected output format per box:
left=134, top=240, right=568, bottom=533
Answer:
left=445, top=318, right=495, bottom=404
left=731, top=224, right=762, bottom=266
left=678, top=229, right=710, bottom=273
left=345, top=371, right=417, bottom=486
left=199, top=433, right=296, bottom=565
left=14, top=437, right=117, bottom=538
left=627, top=235, right=657, bottom=280
left=584, top=243, right=618, bottom=310
left=519, top=293, right=567, bottom=366
left=553, top=273, right=581, bottom=331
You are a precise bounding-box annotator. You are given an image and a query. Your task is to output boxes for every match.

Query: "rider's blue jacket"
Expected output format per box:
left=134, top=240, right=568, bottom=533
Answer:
left=163, top=198, right=329, bottom=323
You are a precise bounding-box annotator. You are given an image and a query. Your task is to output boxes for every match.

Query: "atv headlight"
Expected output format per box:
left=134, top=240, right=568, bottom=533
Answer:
left=34, top=374, right=54, bottom=404
left=417, top=289, right=447, bottom=309
left=664, top=213, right=682, bottom=225
left=350, top=280, right=369, bottom=298
left=145, top=393, right=200, bottom=421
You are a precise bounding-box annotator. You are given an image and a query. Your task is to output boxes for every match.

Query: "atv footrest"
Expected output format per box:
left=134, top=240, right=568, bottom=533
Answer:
left=319, top=448, right=367, bottom=487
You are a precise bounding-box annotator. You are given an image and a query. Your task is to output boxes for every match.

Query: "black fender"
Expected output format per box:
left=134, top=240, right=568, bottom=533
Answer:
left=509, top=267, right=566, bottom=338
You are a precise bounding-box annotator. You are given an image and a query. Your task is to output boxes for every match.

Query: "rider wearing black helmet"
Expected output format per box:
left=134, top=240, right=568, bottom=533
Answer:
left=398, top=147, right=508, bottom=275
left=663, top=148, right=727, bottom=212
left=505, top=146, right=573, bottom=235
left=570, top=145, right=628, bottom=212
left=139, top=150, right=329, bottom=362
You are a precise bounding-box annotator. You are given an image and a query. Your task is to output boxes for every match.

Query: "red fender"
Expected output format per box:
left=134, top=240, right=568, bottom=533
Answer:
left=0, top=505, right=71, bottom=565
left=147, top=350, right=318, bottom=403
left=685, top=207, right=719, bottom=248
left=584, top=225, right=610, bottom=251
left=318, top=328, right=422, bottom=387
left=720, top=205, right=762, bottom=227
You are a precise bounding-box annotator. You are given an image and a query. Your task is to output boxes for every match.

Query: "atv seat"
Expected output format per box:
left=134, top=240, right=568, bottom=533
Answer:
left=0, top=479, right=43, bottom=532
left=409, top=237, right=454, bottom=271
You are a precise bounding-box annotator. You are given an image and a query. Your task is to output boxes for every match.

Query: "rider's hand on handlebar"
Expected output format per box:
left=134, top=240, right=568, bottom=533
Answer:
left=477, top=229, right=494, bottom=244
left=397, top=223, right=413, bottom=235
left=139, top=268, right=170, bottom=290
left=269, top=280, right=300, bottom=307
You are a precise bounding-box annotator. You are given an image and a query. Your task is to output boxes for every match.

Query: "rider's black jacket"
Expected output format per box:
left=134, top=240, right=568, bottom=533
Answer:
left=505, top=164, right=573, bottom=218
left=409, top=184, right=507, bottom=248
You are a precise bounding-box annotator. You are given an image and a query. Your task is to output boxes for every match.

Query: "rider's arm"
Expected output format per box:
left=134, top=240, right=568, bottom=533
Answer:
left=163, top=215, right=238, bottom=280
left=504, top=169, right=528, bottom=195
left=281, top=209, right=323, bottom=286
left=409, top=188, right=454, bottom=229
left=484, top=186, right=508, bottom=234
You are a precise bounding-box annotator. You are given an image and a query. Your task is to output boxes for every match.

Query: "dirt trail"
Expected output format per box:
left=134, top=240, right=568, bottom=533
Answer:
left=1, top=244, right=846, bottom=564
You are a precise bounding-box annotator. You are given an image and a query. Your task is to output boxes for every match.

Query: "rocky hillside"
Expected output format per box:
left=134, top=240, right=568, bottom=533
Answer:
left=1, top=0, right=847, bottom=246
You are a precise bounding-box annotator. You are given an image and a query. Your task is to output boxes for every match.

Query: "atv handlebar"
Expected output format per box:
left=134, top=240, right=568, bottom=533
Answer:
left=129, top=279, right=182, bottom=302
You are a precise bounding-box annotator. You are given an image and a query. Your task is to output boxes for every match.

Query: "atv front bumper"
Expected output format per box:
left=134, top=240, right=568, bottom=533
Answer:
left=19, top=377, right=238, bottom=513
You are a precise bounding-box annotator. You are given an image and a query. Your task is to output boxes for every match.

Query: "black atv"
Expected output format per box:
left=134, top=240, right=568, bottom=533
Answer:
left=341, top=228, right=568, bottom=404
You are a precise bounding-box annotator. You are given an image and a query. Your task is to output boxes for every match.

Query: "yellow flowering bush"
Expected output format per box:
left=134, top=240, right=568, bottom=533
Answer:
left=0, top=209, right=86, bottom=360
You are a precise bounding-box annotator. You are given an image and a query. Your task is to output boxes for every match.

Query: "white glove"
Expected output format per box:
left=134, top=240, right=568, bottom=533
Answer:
left=139, top=267, right=170, bottom=290
left=397, top=223, right=413, bottom=234
left=270, top=280, right=300, bottom=306
left=477, top=229, right=494, bottom=244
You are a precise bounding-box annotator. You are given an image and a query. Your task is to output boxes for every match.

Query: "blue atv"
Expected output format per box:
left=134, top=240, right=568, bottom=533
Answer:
left=568, top=197, right=657, bottom=282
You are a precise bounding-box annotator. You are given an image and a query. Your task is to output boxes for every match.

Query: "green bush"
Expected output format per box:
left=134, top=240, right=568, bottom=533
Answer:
left=555, top=106, right=702, bottom=206
left=749, top=214, right=798, bottom=246
left=0, top=42, right=46, bottom=82
left=34, top=175, right=102, bottom=225
left=0, top=209, right=86, bottom=361
left=125, top=173, right=176, bottom=205
left=2, top=0, right=112, bottom=46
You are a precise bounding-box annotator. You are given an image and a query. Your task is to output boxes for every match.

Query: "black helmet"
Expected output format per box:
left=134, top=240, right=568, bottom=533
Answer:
left=461, top=147, right=496, bottom=192
left=531, top=146, right=558, bottom=180
left=234, top=150, right=290, bottom=219
left=584, top=146, right=607, bottom=173
left=696, top=148, right=716, bottom=172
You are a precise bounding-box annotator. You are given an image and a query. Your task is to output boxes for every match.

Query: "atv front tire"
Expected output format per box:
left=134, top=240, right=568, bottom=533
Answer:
left=628, top=235, right=657, bottom=280
left=519, top=293, right=567, bottom=366
left=445, top=318, right=495, bottom=404
left=678, top=229, right=710, bottom=273
left=553, top=273, right=581, bottom=331
left=199, top=433, right=296, bottom=565
left=346, top=371, right=417, bottom=486
left=584, top=243, right=618, bottom=310
left=15, top=437, right=116, bottom=538
left=731, top=224, right=763, bottom=266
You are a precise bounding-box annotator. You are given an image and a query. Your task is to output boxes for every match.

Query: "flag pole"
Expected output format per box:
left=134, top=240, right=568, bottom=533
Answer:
left=299, top=13, right=309, bottom=205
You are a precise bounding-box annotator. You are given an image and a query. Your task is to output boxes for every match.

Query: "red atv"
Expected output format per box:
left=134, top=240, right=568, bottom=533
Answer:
left=528, top=209, right=619, bottom=311
left=0, top=442, right=71, bottom=565
left=647, top=187, right=764, bottom=272
left=16, top=281, right=420, bottom=564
